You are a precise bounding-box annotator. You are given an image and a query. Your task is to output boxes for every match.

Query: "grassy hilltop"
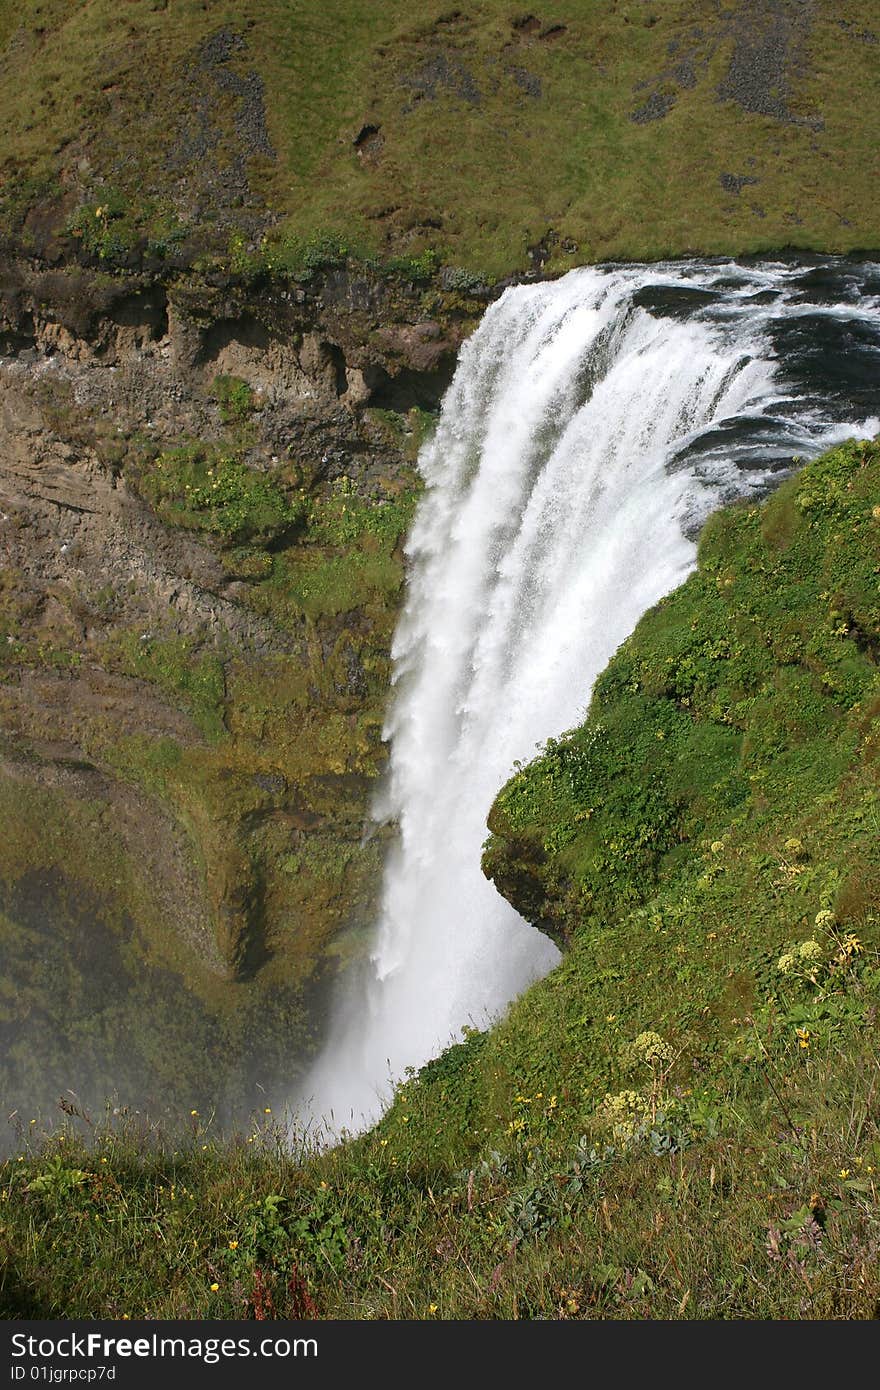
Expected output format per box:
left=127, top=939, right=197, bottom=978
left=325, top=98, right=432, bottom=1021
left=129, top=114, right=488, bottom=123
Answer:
left=1, top=1, right=880, bottom=278
left=3, top=438, right=879, bottom=1319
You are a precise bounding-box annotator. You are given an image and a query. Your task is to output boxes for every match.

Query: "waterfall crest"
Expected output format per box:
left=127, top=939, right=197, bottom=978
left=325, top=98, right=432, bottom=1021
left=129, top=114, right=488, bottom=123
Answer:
left=298, top=258, right=880, bottom=1136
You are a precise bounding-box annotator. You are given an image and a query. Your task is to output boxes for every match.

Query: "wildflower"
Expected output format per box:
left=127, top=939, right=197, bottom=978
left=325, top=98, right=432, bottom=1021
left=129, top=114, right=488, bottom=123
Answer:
left=190, top=1109, right=199, bottom=1117
left=795, top=1027, right=811, bottom=1050
left=839, top=1169, right=850, bottom=1179
left=428, top=1304, right=438, bottom=1315
left=710, top=840, right=724, bottom=853
left=379, top=1138, right=388, bottom=1147
left=597, top=1089, right=647, bottom=1140
left=631, top=1030, right=672, bottom=1067
left=777, top=953, right=796, bottom=974
left=814, top=909, right=836, bottom=930
left=228, top=1241, right=239, bottom=1250
left=798, top=939, right=823, bottom=963
left=783, top=837, right=803, bottom=855
left=210, top=1283, right=219, bottom=1292
left=263, top=1107, right=271, bottom=1114
left=319, top=1180, right=328, bottom=1190
left=606, top=1013, right=616, bottom=1022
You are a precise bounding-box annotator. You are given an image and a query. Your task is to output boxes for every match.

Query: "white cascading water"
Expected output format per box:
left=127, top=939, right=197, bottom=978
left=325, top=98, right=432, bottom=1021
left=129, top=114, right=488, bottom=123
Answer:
left=298, top=259, right=880, bottom=1136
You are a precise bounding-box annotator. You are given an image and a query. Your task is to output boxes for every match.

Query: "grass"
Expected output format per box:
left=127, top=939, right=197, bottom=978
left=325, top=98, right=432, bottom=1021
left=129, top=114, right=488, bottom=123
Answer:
left=105, top=632, right=227, bottom=742
left=3, top=437, right=880, bottom=1319
left=135, top=442, right=306, bottom=546
left=1, top=3, right=878, bottom=278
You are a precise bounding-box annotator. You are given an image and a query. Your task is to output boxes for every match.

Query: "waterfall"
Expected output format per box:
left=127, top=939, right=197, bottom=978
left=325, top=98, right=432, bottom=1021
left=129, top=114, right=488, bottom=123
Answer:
left=298, top=258, right=880, bottom=1137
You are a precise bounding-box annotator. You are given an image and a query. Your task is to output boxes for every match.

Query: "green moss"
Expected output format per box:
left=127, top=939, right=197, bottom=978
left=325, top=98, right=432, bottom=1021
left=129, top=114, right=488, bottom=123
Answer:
left=137, top=443, right=306, bottom=546
left=212, top=374, right=257, bottom=425
left=105, top=632, right=227, bottom=742
left=244, top=477, right=419, bottom=623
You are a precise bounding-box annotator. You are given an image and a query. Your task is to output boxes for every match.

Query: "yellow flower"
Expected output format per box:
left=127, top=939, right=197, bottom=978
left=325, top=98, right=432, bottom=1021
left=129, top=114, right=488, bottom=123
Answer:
left=795, top=1027, right=810, bottom=1049
left=210, top=1283, right=219, bottom=1292
left=190, top=1109, right=199, bottom=1117
left=839, top=1169, right=850, bottom=1179
left=264, top=1107, right=271, bottom=1114
left=228, top=1241, right=238, bottom=1250
left=428, top=1303, right=438, bottom=1315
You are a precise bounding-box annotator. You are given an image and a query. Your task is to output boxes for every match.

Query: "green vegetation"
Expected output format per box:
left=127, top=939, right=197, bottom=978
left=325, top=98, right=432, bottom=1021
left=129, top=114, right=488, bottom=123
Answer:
left=4, top=438, right=879, bottom=1319
left=244, top=474, right=420, bottom=622
left=106, top=633, right=227, bottom=742
left=137, top=443, right=306, bottom=545
left=212, top=375, right=257, bottom=426
left=1, top=3, right=878, bottom=279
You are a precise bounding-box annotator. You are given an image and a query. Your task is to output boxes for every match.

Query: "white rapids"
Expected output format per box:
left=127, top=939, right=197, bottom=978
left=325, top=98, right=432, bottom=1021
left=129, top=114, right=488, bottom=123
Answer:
left=296, top=258, right=880, bottom=1136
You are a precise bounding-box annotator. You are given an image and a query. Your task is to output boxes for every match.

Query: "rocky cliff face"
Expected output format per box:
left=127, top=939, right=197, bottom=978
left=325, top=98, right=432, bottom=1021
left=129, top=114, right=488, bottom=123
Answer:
left=0, top=252, right=478, bottom=1123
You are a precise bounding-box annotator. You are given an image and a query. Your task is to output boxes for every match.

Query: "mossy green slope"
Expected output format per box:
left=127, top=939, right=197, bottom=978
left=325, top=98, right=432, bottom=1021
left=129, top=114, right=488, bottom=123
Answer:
left=2, top=2, right=879, bottom=278
left=4, top=439, right=879, bottom=1319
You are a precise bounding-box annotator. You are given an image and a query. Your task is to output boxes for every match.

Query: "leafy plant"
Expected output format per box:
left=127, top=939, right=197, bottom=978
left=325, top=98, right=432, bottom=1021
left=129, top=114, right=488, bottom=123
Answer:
left=212, top=375, right=256, bottom=426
